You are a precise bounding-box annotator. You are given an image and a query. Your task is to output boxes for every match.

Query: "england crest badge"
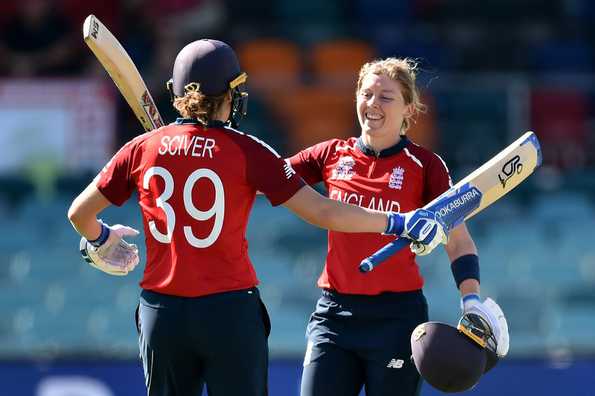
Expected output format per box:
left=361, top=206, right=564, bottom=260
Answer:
left=389, top=167, right=405, bottom=189
left=332, top=156, right=356, bottom=180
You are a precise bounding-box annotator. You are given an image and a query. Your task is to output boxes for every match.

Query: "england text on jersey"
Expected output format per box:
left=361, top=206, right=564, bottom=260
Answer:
left=329, top=186, right=401, bottom=212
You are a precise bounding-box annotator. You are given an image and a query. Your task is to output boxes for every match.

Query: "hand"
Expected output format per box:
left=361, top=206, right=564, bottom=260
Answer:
left=460, top=294, right=509, bottom=357
left=385, top=209, right=447, bottom=255
left=80, top=222, right=140, bottom=276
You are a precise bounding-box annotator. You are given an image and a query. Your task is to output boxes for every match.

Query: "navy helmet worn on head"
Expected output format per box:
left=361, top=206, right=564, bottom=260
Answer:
left=171, top=39, right=242, bottom=96
left=168, top=39, right=248, bottom=127
left=410, top=321, right=487, bottom=393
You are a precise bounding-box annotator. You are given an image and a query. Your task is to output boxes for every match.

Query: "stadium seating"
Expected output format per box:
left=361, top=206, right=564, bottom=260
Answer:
left=407, top=93, right=439, bottom=151
left=271, top=0, right=346, bottom=44
left=529, top=40, right=594, bottom=73
left=1, top=188, right=595, bottom=358
left=310, top=39, right=375, bottom=89
left=269, top=85, right=357, bottom=152
left=531, top=88, right=589, bottom=169
left=236, top=38, right=302, bottom=98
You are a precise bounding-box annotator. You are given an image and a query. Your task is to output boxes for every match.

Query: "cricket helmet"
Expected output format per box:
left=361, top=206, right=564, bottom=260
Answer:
left=168, top=39, right=248, bottom=127
left=410, top=318, right=495, bottom=393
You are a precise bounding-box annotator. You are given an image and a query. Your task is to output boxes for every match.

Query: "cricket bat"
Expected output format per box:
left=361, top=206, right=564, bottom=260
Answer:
left=83, top=14, right=164, bottom=131
left=359, top=131, right=542, bottom=273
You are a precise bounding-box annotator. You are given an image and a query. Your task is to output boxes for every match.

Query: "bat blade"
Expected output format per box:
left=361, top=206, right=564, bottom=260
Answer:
left=444, top=131, right=541, bottom=224
left=83, top=14, right=163, bottom=132
left=359, top=131, right=542, bottom=273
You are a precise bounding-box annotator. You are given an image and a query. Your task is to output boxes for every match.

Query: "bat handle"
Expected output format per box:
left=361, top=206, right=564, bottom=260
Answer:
left=359, top=237, right=411, bottom=273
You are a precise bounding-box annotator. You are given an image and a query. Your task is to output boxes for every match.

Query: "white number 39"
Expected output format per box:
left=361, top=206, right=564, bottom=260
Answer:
left=142, top=166, right=224, bottom=248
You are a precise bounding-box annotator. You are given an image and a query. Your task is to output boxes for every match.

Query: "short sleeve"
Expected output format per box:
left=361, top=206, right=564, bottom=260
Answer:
left=423, top=153, right=453, bottom=204
left=287, top=140, right=335, bottom=185
left=96, top=141, right=135, bottom=206
left=245, top=137, right=305, bottom=206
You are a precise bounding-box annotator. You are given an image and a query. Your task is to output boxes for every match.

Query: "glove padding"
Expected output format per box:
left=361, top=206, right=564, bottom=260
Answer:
left=460, top=296, right=509, bottom=358
left=386, top=209, right=448, bottom=256
left=80, top=223, right=140, bottom=276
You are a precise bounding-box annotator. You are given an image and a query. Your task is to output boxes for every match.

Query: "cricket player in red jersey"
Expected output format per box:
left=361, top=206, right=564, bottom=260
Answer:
left=290, top=57, right=509, bottom=396
left=67, top=41, right=447, bottom=396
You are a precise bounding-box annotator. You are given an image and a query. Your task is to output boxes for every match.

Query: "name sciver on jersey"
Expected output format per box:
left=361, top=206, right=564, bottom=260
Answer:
left=329, top=186, right=401, bottom=212
left=158, top=135, right=216, bottom=158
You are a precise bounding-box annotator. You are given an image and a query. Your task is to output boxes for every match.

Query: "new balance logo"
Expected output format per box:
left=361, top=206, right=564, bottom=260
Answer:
left=386, top=359, right=404, bottom=369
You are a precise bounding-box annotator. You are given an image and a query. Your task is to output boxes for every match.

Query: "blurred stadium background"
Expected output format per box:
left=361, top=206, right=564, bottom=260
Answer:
left=1, top=0, right=594, bottom=395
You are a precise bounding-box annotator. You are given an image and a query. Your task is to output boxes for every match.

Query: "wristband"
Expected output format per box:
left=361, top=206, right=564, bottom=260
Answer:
left=88, top=223, right=110, bottom=247
left=451, top=254, right=480, bottom=288
left=384, top=213, right=404, bottom=235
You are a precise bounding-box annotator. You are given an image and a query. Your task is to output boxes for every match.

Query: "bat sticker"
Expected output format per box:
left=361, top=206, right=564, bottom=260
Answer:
left=498, top=155, right=523, bottom=188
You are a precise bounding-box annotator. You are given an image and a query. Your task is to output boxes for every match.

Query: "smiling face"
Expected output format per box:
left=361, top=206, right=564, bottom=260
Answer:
left=356, top=72, right=412, bottom=150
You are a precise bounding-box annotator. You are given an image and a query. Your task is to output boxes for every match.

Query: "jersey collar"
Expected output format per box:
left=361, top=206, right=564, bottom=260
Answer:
left=356, top=136, right=410, bottom=158
left=175, top=118, right=227, bottom=128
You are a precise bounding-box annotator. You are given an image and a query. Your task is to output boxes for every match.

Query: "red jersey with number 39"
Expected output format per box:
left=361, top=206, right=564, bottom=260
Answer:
left=96, top=120, right=304, bottom=297
left=288, top=136, right=452, bottom=295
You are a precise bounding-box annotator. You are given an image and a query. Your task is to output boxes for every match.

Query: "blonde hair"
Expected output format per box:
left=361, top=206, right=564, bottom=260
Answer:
left=356, top=57, right=425, bottom=134
left=173, top=88, right=228, bottom=125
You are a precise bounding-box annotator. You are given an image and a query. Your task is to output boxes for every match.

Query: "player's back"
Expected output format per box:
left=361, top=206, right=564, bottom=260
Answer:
left=128, top=119, right=283, bottom=297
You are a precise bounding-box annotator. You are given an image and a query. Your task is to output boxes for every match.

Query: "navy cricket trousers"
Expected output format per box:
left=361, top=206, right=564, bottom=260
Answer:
left=136, top=288, right=271, bottom=396
left=301, top=289, right=428, bottom=396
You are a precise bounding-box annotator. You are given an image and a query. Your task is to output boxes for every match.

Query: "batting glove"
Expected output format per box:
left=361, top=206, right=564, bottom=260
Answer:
left=385, top=209, right=447, bottom=255
left=460, top=294, right=510, bottom=357
left=80, top=221, right=140, bottom=276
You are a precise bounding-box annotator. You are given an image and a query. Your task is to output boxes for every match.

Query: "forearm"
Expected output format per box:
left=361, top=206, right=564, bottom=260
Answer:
left=283, top=185, right=388, bottom=233
left=67, top=181, right=112, bottom=240
left=69, top=215, right=102, bottom=241
left=311, top=197, right=388, bottom=233
left=459, top=278, right=480, bottom=296
left=445, top=223, right=480, bottom=295
left=444, top=224, right=477, bottom=259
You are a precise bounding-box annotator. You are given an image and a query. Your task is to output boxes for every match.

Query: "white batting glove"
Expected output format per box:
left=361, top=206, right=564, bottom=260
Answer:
left=410, top=238, right=447, bottom=256
left=402, top=209, right=447, bottom=256
left=462, top=294, right=510, bottom=357
left=80, top=221, right=140, bottom=276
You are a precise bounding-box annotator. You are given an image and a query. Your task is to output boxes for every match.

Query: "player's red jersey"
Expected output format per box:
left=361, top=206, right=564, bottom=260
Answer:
left=288, top=136, right=452, bottom=295
left=97, top=119, right=305, bottom=297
